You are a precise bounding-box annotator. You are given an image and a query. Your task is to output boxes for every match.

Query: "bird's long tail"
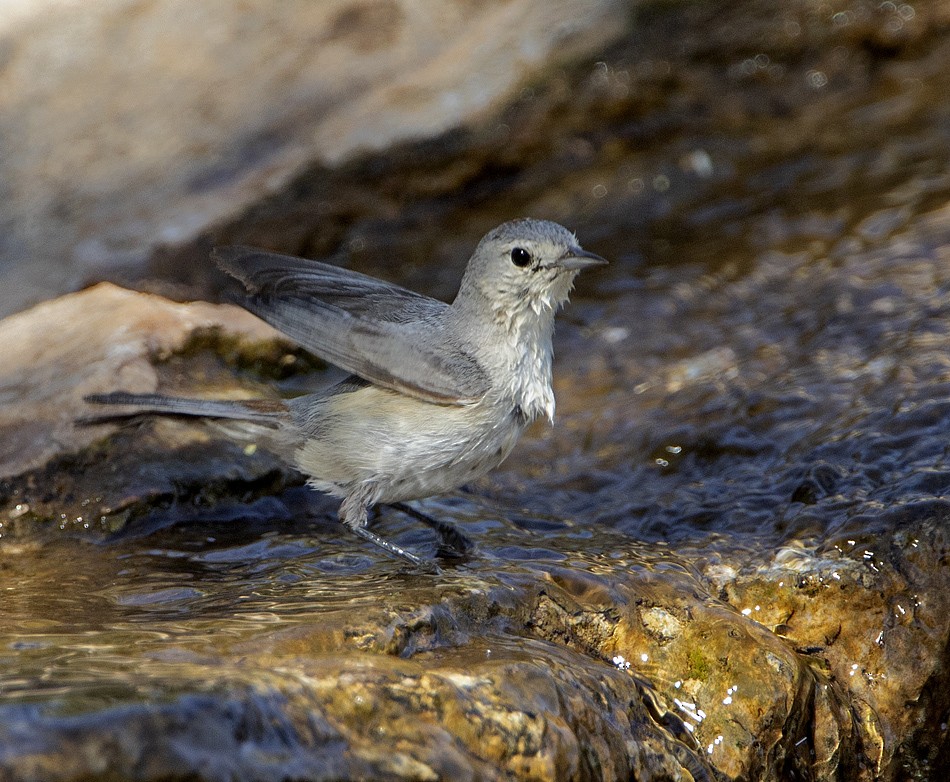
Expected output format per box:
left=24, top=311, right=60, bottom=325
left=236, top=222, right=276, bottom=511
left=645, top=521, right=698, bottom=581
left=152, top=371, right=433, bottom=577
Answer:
left=83, top=392, right=287, bottom=423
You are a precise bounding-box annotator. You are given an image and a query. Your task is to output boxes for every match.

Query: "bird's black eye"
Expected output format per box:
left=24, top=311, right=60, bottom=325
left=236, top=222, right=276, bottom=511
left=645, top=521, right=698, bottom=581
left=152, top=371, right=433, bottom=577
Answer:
left=510, top=247, right=532, bottom=267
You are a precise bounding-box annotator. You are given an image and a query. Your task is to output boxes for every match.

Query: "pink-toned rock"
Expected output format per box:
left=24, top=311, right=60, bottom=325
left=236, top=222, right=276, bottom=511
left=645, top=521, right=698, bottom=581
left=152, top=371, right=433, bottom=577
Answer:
left=0, top=282, right=278, bottom=478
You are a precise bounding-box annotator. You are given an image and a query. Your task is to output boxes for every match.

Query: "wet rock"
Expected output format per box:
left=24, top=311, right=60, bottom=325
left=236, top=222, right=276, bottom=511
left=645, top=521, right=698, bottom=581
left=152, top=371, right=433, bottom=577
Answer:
left=718, top=509, right=950, bottom=779
left=0, top=648, right=708, bottom=782
left=0, top=283, right=314, bottom=537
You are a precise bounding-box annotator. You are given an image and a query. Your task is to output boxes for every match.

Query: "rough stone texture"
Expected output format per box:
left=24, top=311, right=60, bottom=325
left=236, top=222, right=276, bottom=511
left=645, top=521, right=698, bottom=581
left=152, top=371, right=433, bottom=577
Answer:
left=0, top=284, right=317, bottom=536
left=0, top=283, right=283, bottom=477
left=0, top=650, right=707, bottom=782
left=0, top=0, right=626, bottom=316
left=717, top=517, right=950, bottom=778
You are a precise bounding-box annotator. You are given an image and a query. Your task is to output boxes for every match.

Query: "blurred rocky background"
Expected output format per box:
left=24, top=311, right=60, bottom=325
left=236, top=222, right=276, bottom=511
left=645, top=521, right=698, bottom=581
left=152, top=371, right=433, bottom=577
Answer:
left=0, top=0, right=621, bottom=315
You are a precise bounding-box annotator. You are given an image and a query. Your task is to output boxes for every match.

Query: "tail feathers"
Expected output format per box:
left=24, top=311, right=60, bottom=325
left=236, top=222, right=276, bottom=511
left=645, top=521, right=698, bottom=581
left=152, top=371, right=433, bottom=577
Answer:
left=83, top=392, right=287, bottom=423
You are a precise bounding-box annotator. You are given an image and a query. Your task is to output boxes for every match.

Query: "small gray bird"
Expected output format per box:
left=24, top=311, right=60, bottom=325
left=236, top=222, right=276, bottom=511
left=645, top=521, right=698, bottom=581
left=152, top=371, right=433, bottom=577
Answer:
left=86, top=218, right=605, bottom=568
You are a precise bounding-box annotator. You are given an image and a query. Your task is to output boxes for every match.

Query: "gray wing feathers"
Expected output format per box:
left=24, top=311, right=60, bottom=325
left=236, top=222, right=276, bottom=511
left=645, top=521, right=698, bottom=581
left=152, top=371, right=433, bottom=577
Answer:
left=213, top=246, right=490, bottom=404
left=213, top=246, right=435, bottom=322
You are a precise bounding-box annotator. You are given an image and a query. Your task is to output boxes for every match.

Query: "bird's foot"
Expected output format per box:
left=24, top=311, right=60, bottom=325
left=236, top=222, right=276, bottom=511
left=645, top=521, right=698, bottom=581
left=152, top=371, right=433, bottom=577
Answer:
left=389, top=502, right=475, bottom=559
left=351, top=525, right=441, bottom=574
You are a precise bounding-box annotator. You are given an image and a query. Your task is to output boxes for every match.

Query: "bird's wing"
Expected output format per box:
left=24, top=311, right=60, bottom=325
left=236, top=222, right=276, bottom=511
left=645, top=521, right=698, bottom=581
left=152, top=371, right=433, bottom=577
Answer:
left=213, top=246, right=490, bottom=404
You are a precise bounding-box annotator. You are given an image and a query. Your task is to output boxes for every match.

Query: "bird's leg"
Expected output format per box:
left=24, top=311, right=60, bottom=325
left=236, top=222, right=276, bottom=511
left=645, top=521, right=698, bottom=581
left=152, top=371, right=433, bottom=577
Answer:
left=351, top=526, right=437, bottom=572
left=339, top=488, right=438, bottom=572
left=388, top=502, right=474, bottom=558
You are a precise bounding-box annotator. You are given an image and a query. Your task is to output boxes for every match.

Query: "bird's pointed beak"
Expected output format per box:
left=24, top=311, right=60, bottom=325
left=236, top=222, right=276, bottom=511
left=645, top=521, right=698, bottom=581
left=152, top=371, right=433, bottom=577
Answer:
left=556, top=247, right=608, bottom=271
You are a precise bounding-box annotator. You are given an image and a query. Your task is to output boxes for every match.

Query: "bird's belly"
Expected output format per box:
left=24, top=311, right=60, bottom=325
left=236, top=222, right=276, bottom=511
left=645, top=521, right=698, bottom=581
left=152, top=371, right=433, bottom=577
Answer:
left=292, top=387, right=523, bottom=502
